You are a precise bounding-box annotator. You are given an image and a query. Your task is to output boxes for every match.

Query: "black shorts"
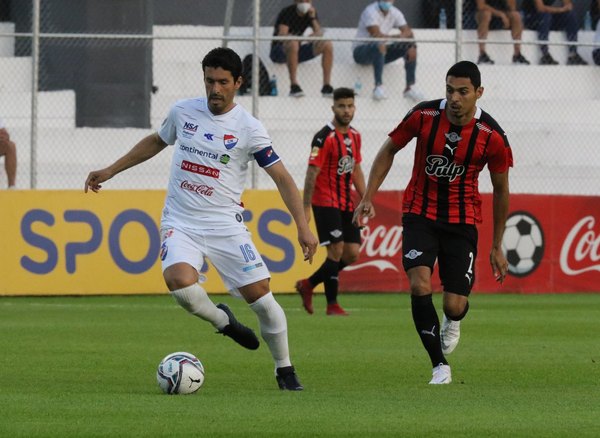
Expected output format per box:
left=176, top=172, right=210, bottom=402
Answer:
left=402, top=213, right=478, bottom=296
left=312, top=206, right=362, bottom=246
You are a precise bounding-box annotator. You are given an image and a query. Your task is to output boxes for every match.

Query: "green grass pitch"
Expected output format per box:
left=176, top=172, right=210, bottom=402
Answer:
left=1, top=293, right=599, bottom=437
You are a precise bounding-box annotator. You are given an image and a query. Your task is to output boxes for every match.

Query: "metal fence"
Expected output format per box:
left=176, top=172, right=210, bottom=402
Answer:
left=0, top=0, right=598, bottom=195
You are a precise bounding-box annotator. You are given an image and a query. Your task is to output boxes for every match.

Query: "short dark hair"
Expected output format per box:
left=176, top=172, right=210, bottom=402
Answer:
left=333, top=87, right=355, bottom=101
left=446, top=61, right=481, bottom=88
left=202, top=47, right=243, bottom=81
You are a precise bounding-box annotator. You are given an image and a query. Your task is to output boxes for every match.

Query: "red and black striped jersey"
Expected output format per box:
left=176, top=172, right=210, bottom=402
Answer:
left=308, top=122, right=363, bottom=211
left=389, top=99, right=513, bottom=224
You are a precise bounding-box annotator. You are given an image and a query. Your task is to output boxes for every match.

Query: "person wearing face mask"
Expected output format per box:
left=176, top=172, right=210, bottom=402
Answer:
left=353, top=0, right=426, bottom=102
left=270, top=0, right=334, bottom=97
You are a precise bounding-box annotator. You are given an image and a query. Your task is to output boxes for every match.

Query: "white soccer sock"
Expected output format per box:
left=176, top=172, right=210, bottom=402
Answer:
left=171, top=283, right=229, bottom=330
left=249, top=292, right=291, bottom=369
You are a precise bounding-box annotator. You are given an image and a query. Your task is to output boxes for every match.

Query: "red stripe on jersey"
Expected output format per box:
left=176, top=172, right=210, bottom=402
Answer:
left=308, top=124, right=362, bottom=211
left=389, top=100, right=513, bottom=224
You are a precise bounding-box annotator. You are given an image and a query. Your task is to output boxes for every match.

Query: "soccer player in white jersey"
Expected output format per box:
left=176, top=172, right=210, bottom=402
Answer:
left=85, top=47, right=318, bottom=391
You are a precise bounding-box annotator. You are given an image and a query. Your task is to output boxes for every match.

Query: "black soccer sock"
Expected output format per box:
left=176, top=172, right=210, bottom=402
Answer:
left=411, top=294, right=447, bottom=367
left=308, top=258, right=339, bottom=289
left=323, top=272, right=340, bottom=305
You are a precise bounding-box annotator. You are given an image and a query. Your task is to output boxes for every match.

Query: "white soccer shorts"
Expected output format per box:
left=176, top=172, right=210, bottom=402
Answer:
left=160, top=225, right=270, bottom=297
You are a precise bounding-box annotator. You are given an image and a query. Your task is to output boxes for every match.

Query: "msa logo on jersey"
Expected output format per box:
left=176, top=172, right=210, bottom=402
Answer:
left=425, top=155, right=465, bottom=182
left=182, top=122, right=199, bottom=138
left=337, top=155, right=355, bottom=175
left=223, top=134, right=238, bottom=150
left=180, top=180, right=214, bottom=196
left=181, top=160, right=220, bottom=178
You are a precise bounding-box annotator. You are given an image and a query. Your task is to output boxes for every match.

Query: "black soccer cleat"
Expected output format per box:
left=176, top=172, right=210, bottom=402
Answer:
left=276, top=366, right=304, bottom=391
left=216, top=303, right=260, bottom=350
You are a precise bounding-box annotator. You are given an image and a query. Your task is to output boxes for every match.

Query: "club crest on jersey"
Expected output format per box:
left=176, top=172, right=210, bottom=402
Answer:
left=444, top=132, right=462, bottom=142
left=223, top=134, right=238, bottom=150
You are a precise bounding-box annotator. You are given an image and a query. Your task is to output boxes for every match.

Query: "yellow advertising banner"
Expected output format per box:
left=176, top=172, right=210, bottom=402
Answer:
left=0, top=190, right=324, bottom=296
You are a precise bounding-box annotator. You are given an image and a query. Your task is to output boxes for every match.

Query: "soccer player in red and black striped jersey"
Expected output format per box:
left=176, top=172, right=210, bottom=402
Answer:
left=354, top=61, right=512, bottom=384
left=295, top=87, right=368, bottom=316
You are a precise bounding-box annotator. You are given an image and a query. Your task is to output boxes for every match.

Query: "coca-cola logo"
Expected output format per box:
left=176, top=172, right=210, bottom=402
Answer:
left=180, top=180, right=214, bottom=196
left=560, top=216, right=600, bottom=276
left=344, top=224, right=402, bottom=273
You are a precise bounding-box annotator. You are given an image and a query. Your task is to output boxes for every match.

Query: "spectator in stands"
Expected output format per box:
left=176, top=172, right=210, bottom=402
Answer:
left=474, top=0, right=530, bottom=65
left=593, top=0, right=600, bottom=65
left=270, top=0, right=334, bottom=97
left=0, top=116, right=16, bottom=189
left=522, top=0, right=588, bottom=65
left=352, top=1, right=425, bottom=102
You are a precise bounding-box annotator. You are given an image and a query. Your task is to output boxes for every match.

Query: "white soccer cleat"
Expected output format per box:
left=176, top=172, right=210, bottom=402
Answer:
left=403, top=86, right=425, bottom=103
left=429, top=363, right=452, bottom=384
left=372, top=85, right=387, bottom=101
left=441, top=315, right=461, bottom=355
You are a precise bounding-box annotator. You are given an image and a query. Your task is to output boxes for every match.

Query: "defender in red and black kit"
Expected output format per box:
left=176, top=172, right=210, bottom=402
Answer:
left=295, top=87, right=368, bottom=316
left=354, top=61, right=512, bottom=384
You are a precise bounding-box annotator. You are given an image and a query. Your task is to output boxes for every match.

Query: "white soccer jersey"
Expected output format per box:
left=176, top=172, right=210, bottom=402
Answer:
left=353, top=2, right=407, bottom=49
left=158, top=97, right=280, bottom=230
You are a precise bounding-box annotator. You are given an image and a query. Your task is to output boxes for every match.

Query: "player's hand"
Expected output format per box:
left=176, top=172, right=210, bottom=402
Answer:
left=352, top=199, right=376, bottom=227
left=298, top=228, right=318, bottom=264
left=490, top=247, right=508, bottom=284
left=84, top=169, right=111, bottom=193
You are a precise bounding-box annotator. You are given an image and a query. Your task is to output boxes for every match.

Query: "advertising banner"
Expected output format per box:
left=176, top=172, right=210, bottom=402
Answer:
left=1, top=191, right=598, bottom=295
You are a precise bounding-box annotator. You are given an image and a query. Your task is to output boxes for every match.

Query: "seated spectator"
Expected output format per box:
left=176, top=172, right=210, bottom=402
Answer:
left=474, top=0, right=530, bottom=64
left=270, top=0, right=333, bottom=97
left=352, top=1, right=425, bottom=102
left=522, top=0, right=588, bottom=65
left=0, top=116, right=17, bottom=189
left=593, top=0, right=600, bottom=65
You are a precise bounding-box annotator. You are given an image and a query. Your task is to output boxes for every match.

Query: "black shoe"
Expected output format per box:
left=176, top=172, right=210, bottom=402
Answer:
left=540, top=53, right=559, bottom=65
left=477, top=52, right=494, bottom=65
left=216, top=303, right=260, bottom=350
left=512, top=53, right=530, bottom=65
left=567, top=53, right=588, bottom=65
left=321, top=84, right=334, bottom=97
left=289, top=84, right=305, bottom=97
left=276, top=366, right=304, bottom=391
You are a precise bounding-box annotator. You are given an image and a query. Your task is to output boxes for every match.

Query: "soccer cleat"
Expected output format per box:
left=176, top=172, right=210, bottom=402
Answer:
left=403, top=86, right=425, bottom=103
left=276, top=366, right=304, bottom=390
left=295, top=279, right=314, bottom=314
left=512, top=53, right=530, bottom=65
left=566, top=53, right=588, bottom=65
left=289, top=84, right=305, bottom=97
left=429, top=363, right=452, bottom=384
left=326, top=303, right=349, bottom=316
left=540, top=53, right=559, bottom=65
left=216, top=303, right=260, bottom=350
left=440, top=314, right=461, bottom=355
left=477, top=52, right=495, bottom=65
left=321, top=84, right=334, bottom=97
left=372, top=85, right=387, bottom=101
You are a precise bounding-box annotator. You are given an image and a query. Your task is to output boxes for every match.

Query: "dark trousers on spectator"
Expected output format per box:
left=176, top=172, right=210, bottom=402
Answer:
left=525, top=11, right=579, bottom=55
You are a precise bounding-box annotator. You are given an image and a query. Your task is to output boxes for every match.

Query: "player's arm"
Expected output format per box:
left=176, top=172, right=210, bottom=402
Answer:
left=264, top=161, right=319, bottom=263
left=84, top=132, right=167, bottom=193
left=352, top=163, right=367, bottom=200
left=0, top=127, right=9, bottom=146
left=490, top=170, right=510, bottom=283
left=352, top=137, right=399, bottom=226
left=307, top=7, right=323, bottom=36
left=277, top=23, right=290, bottom=37
left=302, top=164, right=320, bottom=224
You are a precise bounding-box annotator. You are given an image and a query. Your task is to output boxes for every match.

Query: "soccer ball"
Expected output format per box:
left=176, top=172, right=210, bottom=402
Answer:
left=156, top=352, right=205, bottom=395
left=501, top=212, right=544, bottom=277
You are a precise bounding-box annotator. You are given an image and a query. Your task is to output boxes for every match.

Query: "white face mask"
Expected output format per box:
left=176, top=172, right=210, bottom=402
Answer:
left=296, top=2, right=311, bottom=15
left=378, top=1, right=393, bottom=12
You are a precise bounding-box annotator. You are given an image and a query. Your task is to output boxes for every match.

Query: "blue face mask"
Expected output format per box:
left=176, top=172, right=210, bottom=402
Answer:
left=378, top=1, right=392, bottom=12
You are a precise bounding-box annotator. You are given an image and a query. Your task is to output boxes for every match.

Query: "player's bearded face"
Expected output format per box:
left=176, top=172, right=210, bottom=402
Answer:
left=332, top=98, right=355, bottom=127
left=203, top=66, right=241, bottom=115
left=445, top=76, right=483, bottom=123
